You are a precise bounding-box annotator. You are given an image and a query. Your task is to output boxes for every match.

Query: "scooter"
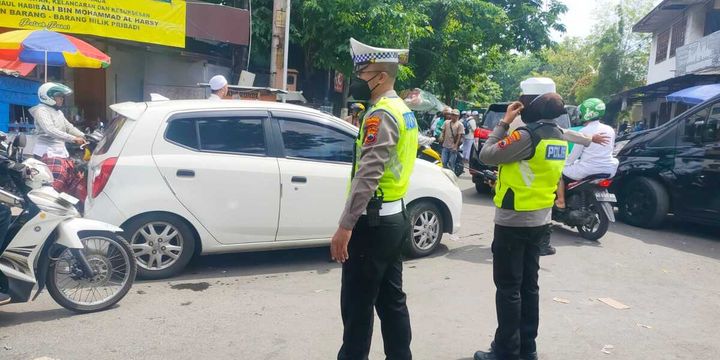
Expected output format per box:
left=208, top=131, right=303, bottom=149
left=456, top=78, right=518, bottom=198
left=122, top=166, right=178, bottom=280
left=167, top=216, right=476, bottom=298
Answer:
left=0, top=134, right=136, bottom=313
left=552, top=174, right=616, bottom=241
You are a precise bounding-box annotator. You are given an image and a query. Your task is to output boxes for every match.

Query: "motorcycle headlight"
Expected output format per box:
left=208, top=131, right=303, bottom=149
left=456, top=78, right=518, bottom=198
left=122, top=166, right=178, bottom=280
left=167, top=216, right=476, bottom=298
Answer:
left=441, top=168, right=458, bottom=186
left=613, top=140, right=629, bottom=157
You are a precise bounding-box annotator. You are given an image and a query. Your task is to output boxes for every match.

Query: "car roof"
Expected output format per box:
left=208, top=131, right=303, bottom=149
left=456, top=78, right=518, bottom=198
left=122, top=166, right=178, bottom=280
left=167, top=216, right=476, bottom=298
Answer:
left=487, top=103, right=511, bottom=112
left=111, top=99, right=336, bottom=122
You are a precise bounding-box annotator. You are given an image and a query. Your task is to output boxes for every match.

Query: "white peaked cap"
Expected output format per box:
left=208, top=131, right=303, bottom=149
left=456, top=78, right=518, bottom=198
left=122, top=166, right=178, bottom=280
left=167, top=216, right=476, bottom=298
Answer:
left=520, top=77, right=556, bottom=96
left=350, top=38, right=409, bottom=65
left=209, top=75, right=228, bottom=91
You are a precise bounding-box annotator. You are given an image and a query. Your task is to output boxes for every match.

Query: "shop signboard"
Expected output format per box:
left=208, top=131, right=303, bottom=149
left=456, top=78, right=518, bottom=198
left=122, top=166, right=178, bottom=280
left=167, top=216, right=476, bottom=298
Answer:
left=0, top=0, right=187, bottom=48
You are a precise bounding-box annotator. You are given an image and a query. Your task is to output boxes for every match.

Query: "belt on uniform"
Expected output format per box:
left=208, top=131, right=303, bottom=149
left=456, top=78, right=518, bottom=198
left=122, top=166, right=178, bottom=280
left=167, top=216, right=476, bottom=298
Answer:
left=363, top=199, right=404, bottom=217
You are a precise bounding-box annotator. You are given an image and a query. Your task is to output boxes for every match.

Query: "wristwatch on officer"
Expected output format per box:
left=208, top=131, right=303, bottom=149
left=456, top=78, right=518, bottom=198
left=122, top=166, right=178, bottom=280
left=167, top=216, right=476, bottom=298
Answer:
left=497, top=122, right=510, bottom=130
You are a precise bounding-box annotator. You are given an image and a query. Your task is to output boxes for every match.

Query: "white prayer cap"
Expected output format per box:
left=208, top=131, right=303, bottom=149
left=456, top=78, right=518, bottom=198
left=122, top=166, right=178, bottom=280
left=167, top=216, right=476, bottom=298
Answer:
left=350, top=38, right=409, bottom=66
left=471, top=111, right=479, bottom=116
left=520, top=77, right=556, bottom=96
left=209, top=75, right=228, bottom=91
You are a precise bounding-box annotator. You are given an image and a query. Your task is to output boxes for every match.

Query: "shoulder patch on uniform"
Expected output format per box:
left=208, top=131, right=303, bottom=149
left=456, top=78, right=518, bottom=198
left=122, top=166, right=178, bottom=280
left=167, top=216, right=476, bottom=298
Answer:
left=363, top=116, right=381, bottom=145
left=497, top=130, right=522, bottom=149
left=546, top=145, right=567, bottom=160
left=403, top=112, right=417, bottom=130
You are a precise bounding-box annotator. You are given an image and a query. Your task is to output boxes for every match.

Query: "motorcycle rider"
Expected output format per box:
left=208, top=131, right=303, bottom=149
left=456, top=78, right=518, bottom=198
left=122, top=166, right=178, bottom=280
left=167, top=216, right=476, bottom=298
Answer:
left=555, top=98, right=619, bottom=209
left=30, top=82, right=87, bottom=200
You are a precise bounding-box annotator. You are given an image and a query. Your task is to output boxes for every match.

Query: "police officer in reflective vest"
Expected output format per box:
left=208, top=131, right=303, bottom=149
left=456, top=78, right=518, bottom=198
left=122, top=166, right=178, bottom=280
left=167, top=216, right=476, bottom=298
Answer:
left=474, top=93, right=569, bottom=360
left=331, top=38, right=418, bottom=360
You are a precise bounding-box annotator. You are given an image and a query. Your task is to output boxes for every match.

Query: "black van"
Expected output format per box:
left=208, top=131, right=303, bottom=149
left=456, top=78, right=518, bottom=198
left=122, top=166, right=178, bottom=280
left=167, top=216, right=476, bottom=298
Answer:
left=613, top=95, right=720, bottom=228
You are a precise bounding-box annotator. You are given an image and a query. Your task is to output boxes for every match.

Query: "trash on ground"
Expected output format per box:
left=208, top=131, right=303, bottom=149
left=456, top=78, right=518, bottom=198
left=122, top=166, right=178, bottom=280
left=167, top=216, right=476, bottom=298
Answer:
left=598, top=297, right=630, bottom=310
left=601, top=345, right=614, bottom=354
left=553, top=297, right=570, bottom=304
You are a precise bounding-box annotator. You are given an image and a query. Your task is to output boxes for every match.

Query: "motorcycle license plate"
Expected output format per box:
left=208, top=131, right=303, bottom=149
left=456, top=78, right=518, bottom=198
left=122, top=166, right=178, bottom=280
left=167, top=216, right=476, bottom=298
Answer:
left=595, top=191, right=617, bottom=202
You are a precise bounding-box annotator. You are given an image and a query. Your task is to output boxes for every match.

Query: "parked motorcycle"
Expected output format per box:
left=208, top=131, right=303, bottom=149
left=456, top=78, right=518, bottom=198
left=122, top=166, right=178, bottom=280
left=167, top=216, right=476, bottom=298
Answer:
left=417, top=134, right=442, bottom=167
left=552, top=174, right=616, bottom=241
left=0, top=134, right=136, bottom=313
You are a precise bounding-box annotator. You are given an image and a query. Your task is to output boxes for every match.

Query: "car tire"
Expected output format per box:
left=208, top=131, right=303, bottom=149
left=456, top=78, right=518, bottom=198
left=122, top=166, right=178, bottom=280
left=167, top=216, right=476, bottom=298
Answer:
left=122, top=214, right=196, bottom=279
left=404, top=201, right=444, bottom=258
left=618, top=177, right=669, bottom=228
left=475, top=181, right=491, bottom=194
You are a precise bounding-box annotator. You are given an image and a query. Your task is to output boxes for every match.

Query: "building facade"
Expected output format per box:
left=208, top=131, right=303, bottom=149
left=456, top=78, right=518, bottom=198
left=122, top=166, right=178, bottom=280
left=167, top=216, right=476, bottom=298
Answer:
left=610, top=0, right=720, bottom=129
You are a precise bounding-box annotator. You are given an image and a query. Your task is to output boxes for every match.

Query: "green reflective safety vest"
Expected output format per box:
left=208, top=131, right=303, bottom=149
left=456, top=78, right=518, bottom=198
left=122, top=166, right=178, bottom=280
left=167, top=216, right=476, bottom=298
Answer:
left=354, top=96, right=419, bottom=201
left=493, top=123, right=567, bottom=211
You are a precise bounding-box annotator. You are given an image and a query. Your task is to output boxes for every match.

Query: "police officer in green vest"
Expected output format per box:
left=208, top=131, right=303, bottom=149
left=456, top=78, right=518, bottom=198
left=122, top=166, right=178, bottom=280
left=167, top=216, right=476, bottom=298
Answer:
left=331, top=38, right=418, bottom=360
left=474, top=92, right=569, bottom=360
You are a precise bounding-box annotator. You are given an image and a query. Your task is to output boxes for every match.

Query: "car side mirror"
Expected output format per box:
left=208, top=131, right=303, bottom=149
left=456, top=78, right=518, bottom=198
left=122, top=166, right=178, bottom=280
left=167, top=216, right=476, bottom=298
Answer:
left=12, top=133, right=26, bottom=149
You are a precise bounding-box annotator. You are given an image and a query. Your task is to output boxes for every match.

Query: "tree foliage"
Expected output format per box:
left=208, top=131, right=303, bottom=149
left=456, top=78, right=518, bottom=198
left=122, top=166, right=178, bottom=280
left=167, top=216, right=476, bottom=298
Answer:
left=491, top=0, right=656, bottom=105
left=248, top=0, right=567, bottom=104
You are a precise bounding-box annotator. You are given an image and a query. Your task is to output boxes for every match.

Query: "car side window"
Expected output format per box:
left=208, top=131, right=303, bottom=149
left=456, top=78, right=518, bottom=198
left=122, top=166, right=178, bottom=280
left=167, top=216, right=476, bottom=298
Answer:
left=705, top=104, right=720, bottom=143
left=166, top=119, right=198, bottom=149
left=680, top=107, right=710, bottom=145
left=277, top=118, right=354, bottom=163
left=198, top=118, right=266, bottom=155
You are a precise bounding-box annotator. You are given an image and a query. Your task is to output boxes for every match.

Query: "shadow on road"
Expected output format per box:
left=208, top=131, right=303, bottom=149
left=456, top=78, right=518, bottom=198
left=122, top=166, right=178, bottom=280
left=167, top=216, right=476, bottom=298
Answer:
left=0, top=306, right=94, bottom=328
left=142, top=246, right=339, bottom=284
left=607, top=216, right=720, bottom=260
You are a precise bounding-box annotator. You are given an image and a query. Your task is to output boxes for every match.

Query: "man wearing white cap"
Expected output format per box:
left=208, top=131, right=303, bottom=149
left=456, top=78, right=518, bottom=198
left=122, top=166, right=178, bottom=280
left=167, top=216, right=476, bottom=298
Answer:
left=462, top=110, right=479, bottom=163
left=331, top=38, right=417, bottom=360
left=208, top=75, right=228, bottom=100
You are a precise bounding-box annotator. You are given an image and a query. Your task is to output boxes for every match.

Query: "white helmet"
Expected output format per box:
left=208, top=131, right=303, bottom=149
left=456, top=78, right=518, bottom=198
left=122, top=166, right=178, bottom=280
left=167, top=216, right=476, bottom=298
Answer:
left=38, top=82, right=72, bottom=106
left=22, top=158, right=54, bottom=189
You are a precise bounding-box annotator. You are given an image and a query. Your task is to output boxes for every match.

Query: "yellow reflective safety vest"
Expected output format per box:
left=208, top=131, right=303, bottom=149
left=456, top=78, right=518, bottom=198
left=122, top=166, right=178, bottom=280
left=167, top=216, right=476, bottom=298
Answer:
left=354, top=96, right=419, bottom=201
left=494, top=122, right=567, bottom=211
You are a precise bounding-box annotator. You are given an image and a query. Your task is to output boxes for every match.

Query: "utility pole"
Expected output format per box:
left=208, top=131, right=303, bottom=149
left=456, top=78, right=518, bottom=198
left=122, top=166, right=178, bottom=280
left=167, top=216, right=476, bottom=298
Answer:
left=270, top=0, right=290, bottom=98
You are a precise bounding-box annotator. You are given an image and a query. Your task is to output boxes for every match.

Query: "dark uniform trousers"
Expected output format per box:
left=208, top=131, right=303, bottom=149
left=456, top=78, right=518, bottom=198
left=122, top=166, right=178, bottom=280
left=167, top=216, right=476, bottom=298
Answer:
left=338, top=212, right=412, bottom=360
left=491, top=224, right=549, bottom=360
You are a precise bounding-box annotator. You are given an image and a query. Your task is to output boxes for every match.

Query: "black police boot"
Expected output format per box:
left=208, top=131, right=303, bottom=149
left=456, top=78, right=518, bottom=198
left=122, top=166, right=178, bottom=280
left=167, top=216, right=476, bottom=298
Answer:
left=538, top=227, right=556, bottom=256
left=521, top=351, right=539, bottom=360
left=0, top=292, right=11, bottom=305
left=473, top=350, right=499, bottom=360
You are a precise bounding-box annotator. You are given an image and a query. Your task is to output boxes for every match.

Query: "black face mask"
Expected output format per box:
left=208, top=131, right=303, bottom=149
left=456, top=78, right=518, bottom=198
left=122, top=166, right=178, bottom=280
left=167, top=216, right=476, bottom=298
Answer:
left=349, top=73, right=381, bottom=101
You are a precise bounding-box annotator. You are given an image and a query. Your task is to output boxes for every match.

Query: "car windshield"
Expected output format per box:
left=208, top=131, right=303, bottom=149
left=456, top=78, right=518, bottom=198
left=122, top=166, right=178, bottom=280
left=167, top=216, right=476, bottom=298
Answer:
left=481, top=111, right=504, bottom=130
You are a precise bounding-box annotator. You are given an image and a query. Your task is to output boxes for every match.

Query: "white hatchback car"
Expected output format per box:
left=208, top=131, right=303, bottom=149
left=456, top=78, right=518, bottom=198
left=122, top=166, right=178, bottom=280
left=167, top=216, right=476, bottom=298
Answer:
left=85, top=100, right=462, bottom=279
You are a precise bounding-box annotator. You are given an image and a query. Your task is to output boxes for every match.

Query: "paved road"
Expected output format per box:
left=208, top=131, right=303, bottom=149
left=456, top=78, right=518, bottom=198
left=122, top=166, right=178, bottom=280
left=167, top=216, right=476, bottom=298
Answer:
left=1, top=177, right=719, bottom=360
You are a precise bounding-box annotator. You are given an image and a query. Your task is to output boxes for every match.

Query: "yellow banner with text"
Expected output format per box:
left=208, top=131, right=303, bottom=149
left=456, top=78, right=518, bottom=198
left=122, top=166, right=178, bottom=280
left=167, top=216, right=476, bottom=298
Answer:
left=0, top=0, right=186, bottom=48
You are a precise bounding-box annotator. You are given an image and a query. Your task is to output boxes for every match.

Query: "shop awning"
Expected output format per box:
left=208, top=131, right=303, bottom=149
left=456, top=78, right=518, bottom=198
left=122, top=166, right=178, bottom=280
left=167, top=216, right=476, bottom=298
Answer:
left=0, top=59, right=36, bottom=77
left=667, top=84, right=720, bottom=105
left=0, top=75, right=40, bottom=106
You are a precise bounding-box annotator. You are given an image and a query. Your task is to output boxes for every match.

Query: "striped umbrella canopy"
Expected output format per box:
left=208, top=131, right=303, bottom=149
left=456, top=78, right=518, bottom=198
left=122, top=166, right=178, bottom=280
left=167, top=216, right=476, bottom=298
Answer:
left=0, top=29, right=111, bottom=80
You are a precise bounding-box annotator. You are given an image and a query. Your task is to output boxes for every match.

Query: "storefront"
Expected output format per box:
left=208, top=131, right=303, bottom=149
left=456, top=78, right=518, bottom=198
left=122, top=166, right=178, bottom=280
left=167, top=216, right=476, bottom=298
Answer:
left=0, top=0, right=250, bottom=131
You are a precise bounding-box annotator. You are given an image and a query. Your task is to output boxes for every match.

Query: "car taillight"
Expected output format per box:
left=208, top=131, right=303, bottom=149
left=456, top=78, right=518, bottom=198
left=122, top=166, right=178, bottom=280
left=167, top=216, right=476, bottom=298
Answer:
left=475, top=128, right=491, bottom=140
left=92, top=157, right=118, bottom=198
left=598, top=179, right=613, bottom=188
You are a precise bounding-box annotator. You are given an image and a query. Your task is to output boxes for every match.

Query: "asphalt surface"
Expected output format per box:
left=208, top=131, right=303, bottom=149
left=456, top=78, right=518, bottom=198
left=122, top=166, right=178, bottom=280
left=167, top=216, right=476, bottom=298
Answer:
left=1, top=176, right=719, bottom=360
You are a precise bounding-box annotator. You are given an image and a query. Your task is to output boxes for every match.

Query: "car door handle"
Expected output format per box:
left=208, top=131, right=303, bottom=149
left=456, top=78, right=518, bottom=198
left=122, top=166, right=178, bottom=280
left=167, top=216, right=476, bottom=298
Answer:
left=291, top=176, right=307, bottom=184
left=177, top=169, right=195, bottom=178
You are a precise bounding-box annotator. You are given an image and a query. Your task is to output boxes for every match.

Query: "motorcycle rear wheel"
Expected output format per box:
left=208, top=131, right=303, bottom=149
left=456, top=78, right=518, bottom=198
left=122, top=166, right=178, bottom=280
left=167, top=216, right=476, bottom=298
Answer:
left=577, top=201, right=609, bottom=241
left=46, top=231, right=136, bottom=313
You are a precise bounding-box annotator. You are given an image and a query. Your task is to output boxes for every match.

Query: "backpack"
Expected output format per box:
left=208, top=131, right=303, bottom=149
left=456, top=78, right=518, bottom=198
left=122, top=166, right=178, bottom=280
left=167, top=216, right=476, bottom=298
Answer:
left=463, top=118, right=471, bottom=135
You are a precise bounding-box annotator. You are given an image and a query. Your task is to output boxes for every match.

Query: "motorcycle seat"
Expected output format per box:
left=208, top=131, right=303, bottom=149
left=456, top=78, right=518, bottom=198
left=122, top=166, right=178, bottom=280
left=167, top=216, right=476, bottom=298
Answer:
left=579, top=173, right=612, bottom=181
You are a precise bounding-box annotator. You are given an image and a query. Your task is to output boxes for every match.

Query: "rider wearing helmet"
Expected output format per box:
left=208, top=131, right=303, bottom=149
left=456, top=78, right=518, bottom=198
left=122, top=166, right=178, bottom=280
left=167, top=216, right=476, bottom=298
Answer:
left=29, top=82, right=87, bottom=199
left=345, top=103, right=366, bottom=127
left=555, top=98, right=619, bottom=209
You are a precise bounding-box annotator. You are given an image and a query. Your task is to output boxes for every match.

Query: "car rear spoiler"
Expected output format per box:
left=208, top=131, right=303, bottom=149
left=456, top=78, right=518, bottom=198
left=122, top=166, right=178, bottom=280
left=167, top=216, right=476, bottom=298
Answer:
left=109, top=102, right=148, bottom=121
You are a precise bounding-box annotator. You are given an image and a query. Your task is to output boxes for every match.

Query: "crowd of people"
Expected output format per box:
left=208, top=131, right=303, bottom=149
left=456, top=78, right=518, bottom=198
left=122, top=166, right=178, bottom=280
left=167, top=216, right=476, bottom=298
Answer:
left=430, top=107, right=480, bottom=168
